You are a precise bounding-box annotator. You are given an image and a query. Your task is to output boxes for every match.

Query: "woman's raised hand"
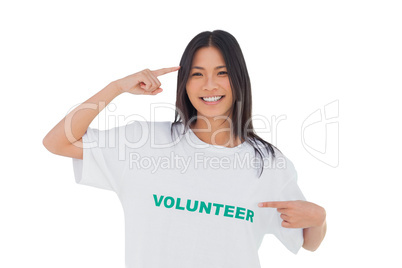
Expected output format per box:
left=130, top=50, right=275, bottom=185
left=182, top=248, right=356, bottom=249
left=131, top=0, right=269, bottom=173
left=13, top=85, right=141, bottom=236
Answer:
left=115, top=66, right=181, bottom=95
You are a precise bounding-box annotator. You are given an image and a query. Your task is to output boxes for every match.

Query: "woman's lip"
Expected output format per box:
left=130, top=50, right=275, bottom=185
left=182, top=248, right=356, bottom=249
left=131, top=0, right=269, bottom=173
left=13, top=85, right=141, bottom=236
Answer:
left=199, top=95, right=225, bottom=104
left=199, top=95, right=225, bottom=98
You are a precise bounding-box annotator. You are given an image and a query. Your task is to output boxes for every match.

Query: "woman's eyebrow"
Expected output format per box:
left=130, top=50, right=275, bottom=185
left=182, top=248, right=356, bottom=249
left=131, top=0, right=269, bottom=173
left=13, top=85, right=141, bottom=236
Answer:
left=191, top=65, right=226, bottom=70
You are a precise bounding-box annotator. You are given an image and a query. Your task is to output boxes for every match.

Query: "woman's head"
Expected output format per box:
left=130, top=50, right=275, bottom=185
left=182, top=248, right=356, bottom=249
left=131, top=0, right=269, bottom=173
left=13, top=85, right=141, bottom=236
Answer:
left=174, top=30, right=252, bottom=136
left=172, top=29, right=280, bottom=177
left=185, top=46, right=233, bottom=122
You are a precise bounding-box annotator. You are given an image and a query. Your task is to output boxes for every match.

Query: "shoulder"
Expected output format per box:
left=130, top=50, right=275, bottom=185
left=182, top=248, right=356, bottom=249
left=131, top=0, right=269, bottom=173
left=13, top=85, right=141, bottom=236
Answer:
left=120, top=120, right=174, bottom=134
left=132, top=120, right=181, bottom=144
left=98, top=120, right=177, bottom=146
left=257, top=144, right=297, bottom=181
left=249, top=138, right=287, bottom=163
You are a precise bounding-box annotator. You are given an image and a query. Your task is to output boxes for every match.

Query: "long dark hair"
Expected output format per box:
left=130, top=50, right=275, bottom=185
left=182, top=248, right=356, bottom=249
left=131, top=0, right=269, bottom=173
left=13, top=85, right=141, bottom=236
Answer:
left=170, top=29, right=281, bottom=178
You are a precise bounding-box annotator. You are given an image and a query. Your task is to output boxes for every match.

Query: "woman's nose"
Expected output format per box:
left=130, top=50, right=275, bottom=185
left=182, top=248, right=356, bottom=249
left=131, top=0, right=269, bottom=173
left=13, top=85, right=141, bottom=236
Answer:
left=203, top=76, right=219, bottom=91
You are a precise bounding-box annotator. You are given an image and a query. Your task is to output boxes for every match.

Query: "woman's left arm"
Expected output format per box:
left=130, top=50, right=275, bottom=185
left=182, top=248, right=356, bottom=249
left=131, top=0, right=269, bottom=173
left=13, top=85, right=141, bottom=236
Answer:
left=259, top=200, right=327, bottom=252
left=302, top=209, right=327, bottom=252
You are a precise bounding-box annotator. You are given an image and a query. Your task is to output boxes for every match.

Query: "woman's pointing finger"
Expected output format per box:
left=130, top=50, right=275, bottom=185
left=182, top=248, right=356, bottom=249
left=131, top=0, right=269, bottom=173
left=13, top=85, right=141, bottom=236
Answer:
left=152, top=66, right=181, bottom=77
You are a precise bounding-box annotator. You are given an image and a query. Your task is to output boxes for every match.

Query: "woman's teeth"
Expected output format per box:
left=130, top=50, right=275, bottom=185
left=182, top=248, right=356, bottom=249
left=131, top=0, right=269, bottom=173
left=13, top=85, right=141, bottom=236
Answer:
left=202, top=96, right=223, bottom=102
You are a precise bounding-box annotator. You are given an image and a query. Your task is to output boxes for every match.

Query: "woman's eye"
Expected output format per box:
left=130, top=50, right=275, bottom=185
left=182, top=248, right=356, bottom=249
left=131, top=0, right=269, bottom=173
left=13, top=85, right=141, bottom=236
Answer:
left=191, top=71, right=227, bottom=77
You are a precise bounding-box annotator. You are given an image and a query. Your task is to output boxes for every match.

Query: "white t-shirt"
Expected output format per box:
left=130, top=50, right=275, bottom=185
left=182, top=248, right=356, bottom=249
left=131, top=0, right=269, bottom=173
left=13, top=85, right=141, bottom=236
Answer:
left=72, top=120, right=306, bottom=268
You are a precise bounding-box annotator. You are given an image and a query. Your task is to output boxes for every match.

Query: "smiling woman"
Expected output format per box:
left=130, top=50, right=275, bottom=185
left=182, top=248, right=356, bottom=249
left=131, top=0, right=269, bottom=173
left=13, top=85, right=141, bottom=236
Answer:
left=43, top=29, right=326, bottom=268
left=172, top=31, right=280, bottom=172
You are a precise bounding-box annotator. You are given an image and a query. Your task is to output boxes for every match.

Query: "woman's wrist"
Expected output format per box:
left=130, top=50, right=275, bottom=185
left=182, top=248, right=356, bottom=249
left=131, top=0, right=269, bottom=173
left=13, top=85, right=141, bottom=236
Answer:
left=109, top=80, right=124, bottom=96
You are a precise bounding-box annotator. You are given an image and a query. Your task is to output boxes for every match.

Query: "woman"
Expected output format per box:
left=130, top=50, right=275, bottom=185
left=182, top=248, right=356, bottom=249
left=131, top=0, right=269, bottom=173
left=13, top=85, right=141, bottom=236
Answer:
left=43, top=30, right=326, bottom=268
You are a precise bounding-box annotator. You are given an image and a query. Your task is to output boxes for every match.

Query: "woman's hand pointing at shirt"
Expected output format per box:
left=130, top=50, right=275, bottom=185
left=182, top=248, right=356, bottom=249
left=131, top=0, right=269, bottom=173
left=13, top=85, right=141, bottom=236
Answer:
left=115, top=66, right=181, bottom=95
left=258, top=200, right=327, bottom=251
left=258, top=200, right=325, bottom=228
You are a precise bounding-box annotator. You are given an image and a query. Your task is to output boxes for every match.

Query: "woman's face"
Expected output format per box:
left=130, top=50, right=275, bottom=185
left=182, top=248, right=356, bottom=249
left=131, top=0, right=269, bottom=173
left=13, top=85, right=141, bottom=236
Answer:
left=186, top=46, right=233, bottom=121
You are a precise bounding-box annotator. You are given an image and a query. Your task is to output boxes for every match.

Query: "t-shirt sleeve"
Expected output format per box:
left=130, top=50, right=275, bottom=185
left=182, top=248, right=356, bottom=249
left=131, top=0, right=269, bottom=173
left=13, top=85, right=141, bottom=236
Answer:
left=72, top=125, right=128, bottom=193
left=271, top=158, right=307, bottom=254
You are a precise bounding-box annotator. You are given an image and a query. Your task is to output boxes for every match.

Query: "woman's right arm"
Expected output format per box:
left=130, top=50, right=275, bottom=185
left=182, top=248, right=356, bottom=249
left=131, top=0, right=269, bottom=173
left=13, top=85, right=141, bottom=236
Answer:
left=43, top=66, right=180, bottom=159
left=42, top=81, right=123, bottom=159
left=42, top=66, right=180, bottom=159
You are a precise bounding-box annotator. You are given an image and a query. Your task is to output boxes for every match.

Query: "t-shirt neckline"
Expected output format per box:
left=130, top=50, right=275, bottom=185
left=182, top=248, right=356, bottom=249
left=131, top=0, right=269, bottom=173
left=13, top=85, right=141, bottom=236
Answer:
left=180, top=123, right=253, bottom=155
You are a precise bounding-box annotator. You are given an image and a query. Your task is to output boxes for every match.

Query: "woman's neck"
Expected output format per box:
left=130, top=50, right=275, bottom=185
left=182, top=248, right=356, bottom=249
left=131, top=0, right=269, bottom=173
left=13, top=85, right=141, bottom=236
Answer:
left=189, top=118, right=244, bottom=148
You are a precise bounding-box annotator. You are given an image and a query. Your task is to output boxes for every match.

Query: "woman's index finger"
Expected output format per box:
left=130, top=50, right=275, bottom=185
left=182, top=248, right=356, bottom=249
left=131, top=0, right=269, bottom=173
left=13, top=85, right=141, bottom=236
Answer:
left=152, top=66, right=181, bottom=77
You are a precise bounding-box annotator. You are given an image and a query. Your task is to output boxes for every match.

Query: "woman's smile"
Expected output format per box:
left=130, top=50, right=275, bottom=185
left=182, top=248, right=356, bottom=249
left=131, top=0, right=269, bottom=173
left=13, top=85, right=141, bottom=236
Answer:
left=199, top=95, right=225, bottom=105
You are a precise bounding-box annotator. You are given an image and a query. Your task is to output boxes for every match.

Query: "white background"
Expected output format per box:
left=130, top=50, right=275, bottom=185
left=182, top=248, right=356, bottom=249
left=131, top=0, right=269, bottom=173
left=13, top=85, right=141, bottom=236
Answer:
left=1, top=0, right=401, bottom=267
